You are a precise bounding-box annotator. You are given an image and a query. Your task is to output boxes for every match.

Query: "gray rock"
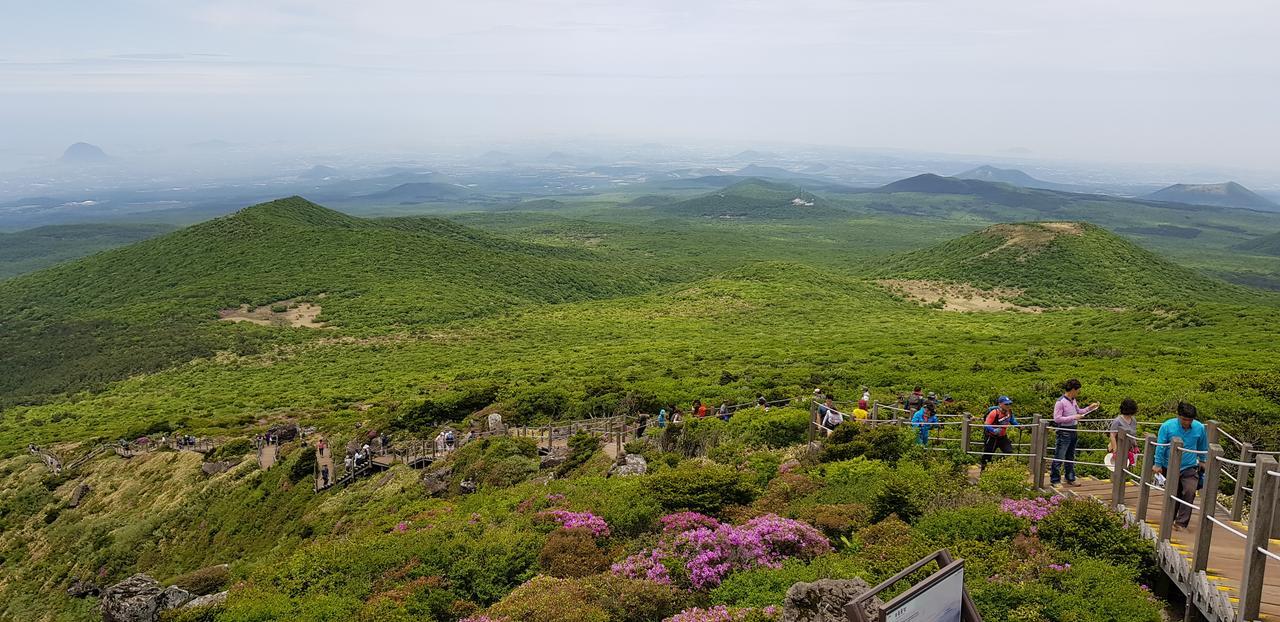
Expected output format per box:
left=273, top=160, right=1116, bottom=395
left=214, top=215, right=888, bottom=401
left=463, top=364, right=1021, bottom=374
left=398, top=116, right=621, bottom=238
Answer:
left=183, top=590, right=228, bottom=609
left=200, top=460, right=237, bottom=476
left=539, top=454, right=566, bottom=470
left=459, top=479, right=478, bottom=494
left=782, top=577, right=880, bottom=622
left=608, top=454, right=648, bottom=477
left=68, top=483, right=91, bottom=508
left=101, top=574, right=192, bottom=622
left=421, top=467, right=452, bottom=496
left=66, top=579, right=100, bottom=598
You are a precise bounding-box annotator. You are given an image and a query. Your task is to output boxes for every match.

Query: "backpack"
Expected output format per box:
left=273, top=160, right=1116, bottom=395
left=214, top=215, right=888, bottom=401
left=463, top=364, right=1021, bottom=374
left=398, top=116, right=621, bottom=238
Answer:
left=906, top=393, right=923, bottom=410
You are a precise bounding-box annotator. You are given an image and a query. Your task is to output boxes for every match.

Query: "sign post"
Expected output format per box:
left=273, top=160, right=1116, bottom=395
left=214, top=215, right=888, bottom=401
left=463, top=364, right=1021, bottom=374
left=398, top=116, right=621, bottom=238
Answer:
left=845, top=549, right=980, bottom=622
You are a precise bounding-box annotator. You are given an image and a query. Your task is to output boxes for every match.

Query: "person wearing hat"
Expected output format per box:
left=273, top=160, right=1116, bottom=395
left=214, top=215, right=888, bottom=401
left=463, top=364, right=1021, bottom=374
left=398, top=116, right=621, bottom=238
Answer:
left=981, top=396, right=1018, bottom=469
left=1154, top=402, right=1208, bottom=530
left=911, top=402, right=940, bottom=446
left=852, top=399, right=870, bottom=422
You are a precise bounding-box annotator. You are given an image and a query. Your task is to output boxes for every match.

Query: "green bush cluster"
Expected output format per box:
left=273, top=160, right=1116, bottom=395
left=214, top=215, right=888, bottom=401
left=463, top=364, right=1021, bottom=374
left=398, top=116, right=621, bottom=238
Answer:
left=648, top=461, right=758, bottom=515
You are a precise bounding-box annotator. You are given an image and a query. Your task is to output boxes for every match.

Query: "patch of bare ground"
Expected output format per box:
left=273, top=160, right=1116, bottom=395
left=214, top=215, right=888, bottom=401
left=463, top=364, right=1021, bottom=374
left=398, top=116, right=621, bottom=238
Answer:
left=218, top=298, right=326, bottom=328
left=879, top=279, right=1042, bottom=313
left=979, top=222, right=1084, bottom=261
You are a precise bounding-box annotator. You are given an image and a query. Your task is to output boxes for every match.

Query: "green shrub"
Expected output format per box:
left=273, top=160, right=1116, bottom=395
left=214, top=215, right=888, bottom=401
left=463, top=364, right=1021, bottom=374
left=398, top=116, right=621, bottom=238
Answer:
left=820, top=425, right=910, bottom=464
left=977, top=459, right=1036, bottom=499
left=169, top=564, right=231, bottom=596
left=726, top=407, right=809, bottom=448
left=585, top=477, right=662, bottom=537
left=793, top=503, right=871, bottom=539
left=1038, top=499, right=1154, bottom=572
left=914, top=504, right=1026, bottom=546
left=709, top=554, right=864, bottom=607
left=483, top=574, right=688, bottom=622
left=538, top=528, right=610, bottom=578
left=206, top=438, right=252, bottom=462
left=870, top=476, right=922, bottom=523
left=452, top=436, right=540, bottom=489
left=649, top=461, right=758, bottom=515
left=289, top=446, right=317, bottom=484
left=556, top=432, right=600, bottom=477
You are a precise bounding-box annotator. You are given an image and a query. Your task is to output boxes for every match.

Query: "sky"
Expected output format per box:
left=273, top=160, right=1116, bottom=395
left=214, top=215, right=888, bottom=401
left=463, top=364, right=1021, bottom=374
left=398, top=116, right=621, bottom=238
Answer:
left=2, top=0, right=1278, bottom=170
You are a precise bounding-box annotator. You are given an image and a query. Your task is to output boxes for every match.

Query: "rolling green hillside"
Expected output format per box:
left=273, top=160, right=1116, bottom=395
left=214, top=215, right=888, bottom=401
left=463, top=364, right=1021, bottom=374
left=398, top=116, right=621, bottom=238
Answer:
left=875, top=221, right=1252, bottom=307
left=0, top=223, right=175, bottom=280
left=1236, top=230, right=1280, bottom=256
left=0, top=197, right=670, bottom=404
left=654, top=179, right=847, bottom=220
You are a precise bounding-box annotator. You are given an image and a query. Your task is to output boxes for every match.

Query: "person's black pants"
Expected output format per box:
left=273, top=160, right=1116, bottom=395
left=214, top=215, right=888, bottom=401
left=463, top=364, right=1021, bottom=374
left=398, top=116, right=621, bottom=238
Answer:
left=981, top=434, right=1013, bottom=467
left=1174, top=466, right=1201, bottom=527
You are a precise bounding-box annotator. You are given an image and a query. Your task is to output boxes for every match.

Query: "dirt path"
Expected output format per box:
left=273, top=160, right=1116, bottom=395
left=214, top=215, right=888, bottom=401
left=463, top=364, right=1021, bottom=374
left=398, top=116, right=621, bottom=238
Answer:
left=315, top=439, right=334, bottom=489
left=258, top=444, right=277, bottom=470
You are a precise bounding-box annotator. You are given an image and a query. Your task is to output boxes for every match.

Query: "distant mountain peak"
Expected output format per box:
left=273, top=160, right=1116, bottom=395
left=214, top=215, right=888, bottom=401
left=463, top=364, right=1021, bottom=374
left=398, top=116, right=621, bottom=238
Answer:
left=1143, top=181, right=1277, bottom=210
left=955, top=165, right=1072, bottom=191
left=223, top=196, right=364, bottom=229
left=59, top=142, right=109, bottom=164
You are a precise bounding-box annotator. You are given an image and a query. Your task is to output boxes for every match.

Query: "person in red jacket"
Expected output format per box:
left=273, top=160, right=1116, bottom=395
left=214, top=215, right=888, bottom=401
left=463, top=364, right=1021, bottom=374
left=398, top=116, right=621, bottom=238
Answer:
left=981, top=396, right=1018, bottom=469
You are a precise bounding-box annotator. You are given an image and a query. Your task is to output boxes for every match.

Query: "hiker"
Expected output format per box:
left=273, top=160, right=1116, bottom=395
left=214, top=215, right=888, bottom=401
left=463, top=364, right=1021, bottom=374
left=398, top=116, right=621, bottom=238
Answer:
left=657, top=408, right=667, bottom=428
left=821, top=398, right=843, bottom=433
left=1109, top=398, right=1140, bottom=467
left=343, top=454, right=353, bottom=471
left=444, top=430, right=456, bottom=450
left=853, top=400, right=870, bottom=422
left=1154, top=402, right=1209, bottom=530
left=757, top=394, right=768, bottom=410
left=911, top=402, right=940, bottom=445
left=671, top=407, right=684, bottom=425
left=636, top=412, right=649, bottom=438
left=317, top=439, right=326, bottom=457
left=905, top=386, right=925, bottom=413
left=321, top=465, right=330, bottom=487
left=694, top=400, right=708, bottom=418
left=862, top=387, right=871, bottom=404
left=981, top=396, right=1018, bottom=468
left=718, top=403, right=730, bottom=421
left=1050, top=378, right=1100, bottom=487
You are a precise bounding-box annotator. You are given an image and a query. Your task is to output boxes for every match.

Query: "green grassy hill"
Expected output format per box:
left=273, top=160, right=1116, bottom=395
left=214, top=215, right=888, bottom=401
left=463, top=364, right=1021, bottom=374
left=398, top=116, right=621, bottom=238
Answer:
left=654, top=179, right=849, bottom=220
left=875, top=221, right=1252, bottom=307
left=1236, top=230, right=1280, bottom=256
left=0, top=223, right=175, bottom=280
left=0, top=197, right=669, bottom=404
left=1144, top=181, right=1278, bottom=210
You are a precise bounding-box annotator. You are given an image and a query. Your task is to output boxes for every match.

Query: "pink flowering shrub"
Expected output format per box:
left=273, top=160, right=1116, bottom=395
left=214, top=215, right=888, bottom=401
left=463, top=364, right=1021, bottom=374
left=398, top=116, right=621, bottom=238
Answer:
left=999, top=496, right=1061, bottom=521
left=461, top=616, right=509, bottom=622
left=665, top=605, right=781, bottom=622
left=392, top=521, right=409, bottom=533
left=661, top=511, right=722, bottom=533
left=541, top=510, right=612, bottom=537
left=614, top=513, right=830, bottom=589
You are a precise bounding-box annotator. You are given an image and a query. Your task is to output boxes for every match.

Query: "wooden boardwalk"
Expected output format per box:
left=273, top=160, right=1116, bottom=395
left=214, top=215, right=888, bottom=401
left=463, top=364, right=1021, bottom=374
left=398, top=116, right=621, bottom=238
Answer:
left=1062, top=477, right=1280, bottom=622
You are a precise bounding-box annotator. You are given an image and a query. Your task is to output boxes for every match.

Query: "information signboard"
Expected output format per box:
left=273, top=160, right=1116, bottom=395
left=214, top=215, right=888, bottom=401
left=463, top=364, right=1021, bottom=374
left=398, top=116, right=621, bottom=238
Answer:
left=881, top=561, right=964, bottom=622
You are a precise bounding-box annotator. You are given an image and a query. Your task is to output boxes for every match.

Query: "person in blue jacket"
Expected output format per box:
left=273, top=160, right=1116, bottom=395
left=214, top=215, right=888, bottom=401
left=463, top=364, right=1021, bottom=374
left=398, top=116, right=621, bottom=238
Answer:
left=1154, top=402, right=1209, bottom=530
left=911, top=402, right=940, bottom=446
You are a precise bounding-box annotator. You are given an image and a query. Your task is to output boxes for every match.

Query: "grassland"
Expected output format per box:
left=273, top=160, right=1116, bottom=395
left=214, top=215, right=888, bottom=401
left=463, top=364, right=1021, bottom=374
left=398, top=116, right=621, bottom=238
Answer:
left=3, top=178, right=1280, bottom=621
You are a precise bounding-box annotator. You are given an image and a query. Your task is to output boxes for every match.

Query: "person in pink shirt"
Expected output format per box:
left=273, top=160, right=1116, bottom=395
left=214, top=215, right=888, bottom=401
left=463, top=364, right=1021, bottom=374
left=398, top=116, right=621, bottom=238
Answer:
left=1050, top=378, right=1100, bottom=486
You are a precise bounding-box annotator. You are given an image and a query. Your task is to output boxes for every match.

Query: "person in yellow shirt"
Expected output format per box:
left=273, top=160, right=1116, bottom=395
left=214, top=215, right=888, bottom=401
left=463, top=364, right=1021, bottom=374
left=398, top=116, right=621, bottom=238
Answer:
left=852, top=399, right=870, bottom=422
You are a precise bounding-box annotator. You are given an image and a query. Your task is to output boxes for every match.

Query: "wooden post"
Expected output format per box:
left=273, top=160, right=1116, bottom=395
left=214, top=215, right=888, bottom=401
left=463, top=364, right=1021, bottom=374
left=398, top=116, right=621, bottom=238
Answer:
left=1159, top=436, right=1184, bottom=542
left=1137, top=434, right=1157, bottom=523
left=1033, top=421, right=1048, bottom=491
left=1207, top=420, right=1220, bottom=445
left=808, top=400, right=818, bottom=444
left=1193, top=444, right=1223, bottom=574
left=960, top=414, right=971, bottom=455
left=1111, top=431, right=1130, bottom=510
left=1231, top=443, right=1253, bottom=521
left=1239, top=454, right=1278, bottom=622
left=1028, top=415, right=1041, bottom=478
left=872, top=403, right=880, bottom=421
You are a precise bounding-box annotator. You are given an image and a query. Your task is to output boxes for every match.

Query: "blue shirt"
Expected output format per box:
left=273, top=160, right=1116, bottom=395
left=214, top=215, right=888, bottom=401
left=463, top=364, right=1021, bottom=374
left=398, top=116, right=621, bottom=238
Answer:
left=911, top=408, right=938, bottom=444
left=1154, top=418, right=1208, bottom=472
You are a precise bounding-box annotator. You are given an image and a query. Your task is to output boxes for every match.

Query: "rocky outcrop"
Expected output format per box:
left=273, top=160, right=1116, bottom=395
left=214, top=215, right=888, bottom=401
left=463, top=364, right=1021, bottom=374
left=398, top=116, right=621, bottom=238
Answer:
left=182, top=590, right=228, bottom=609
left=782, top=577, right=880, bottom=622
left=100, top=574, right=192, bottom=622
left=422, top=466, right=452, bottom=496
left=68, top=483, right=91, bottom=508
left=66, top=579, right=100, bottom=598
left=539, top=454, right=566, bottom=470
left=608, top=454, right=648, bottom=477
left=200, top=460, right=238, bottom=476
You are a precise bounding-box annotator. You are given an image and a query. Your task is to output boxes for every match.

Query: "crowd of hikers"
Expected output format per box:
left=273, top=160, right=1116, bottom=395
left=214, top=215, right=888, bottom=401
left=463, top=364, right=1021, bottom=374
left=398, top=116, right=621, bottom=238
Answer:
left=805, top=379, right=1210, bottom=530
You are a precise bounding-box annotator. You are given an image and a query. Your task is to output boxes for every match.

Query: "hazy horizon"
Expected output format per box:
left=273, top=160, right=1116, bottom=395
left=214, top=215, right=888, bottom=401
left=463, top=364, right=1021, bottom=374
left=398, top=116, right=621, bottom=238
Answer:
left=3, top=0, right=1279, bottom=173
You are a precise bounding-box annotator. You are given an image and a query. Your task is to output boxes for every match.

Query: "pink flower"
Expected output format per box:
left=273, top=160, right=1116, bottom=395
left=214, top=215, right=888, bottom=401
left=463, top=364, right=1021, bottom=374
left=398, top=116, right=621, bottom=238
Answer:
left=615, top=513, right=830, bottom=590
left=664, top=605, right=782, bottom=621
left=392, top=521, right=409, bottom=533
left=1000, top=496, right=1062, bottom=521
left=540, top=510, right=611, bottom=537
